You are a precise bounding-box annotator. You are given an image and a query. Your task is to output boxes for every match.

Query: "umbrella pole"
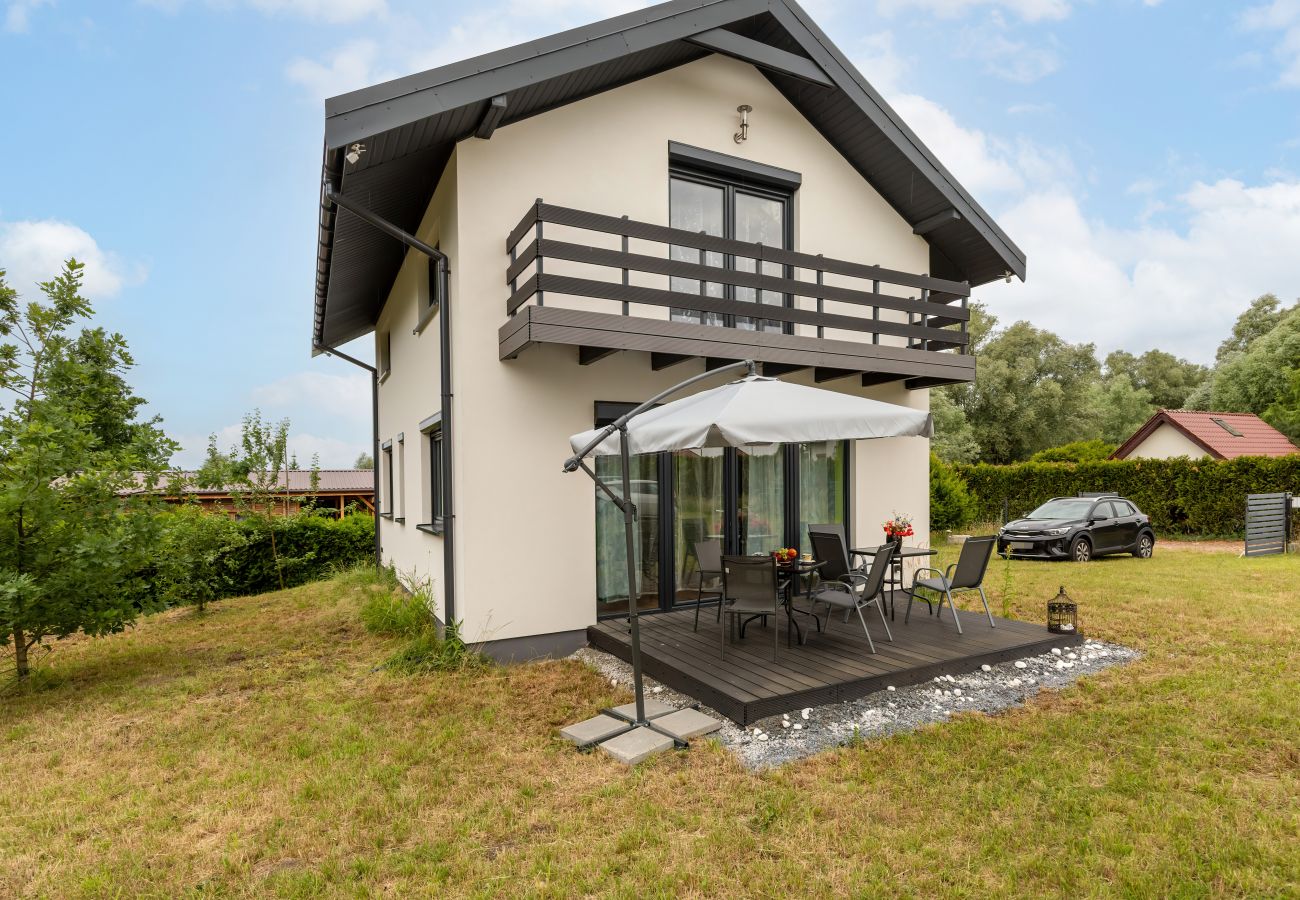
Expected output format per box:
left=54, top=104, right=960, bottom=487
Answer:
left=618, top=427, right=647, bottom=726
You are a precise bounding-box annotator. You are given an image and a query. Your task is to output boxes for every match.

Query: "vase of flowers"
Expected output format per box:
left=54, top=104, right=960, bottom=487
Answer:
left=882, top=513, right=914, bottom=544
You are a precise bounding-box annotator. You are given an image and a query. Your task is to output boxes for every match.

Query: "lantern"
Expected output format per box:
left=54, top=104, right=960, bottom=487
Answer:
left=1047, top=586, right=1078, bottom=634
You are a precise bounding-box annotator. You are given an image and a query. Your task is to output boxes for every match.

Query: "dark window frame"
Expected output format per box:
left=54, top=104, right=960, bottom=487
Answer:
left=667, top=164, right=796, bottom=334
left=418, top=415, right=445, bottom=534
left=380, top=440, right=394, bottom=518
left=414, top=251, right=445, bottom=336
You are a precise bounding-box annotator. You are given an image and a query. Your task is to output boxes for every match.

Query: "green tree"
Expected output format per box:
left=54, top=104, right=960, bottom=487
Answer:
left=353, top=452, right=373, bottom=470
left=1105, top=349, right=1208, bottom=410
left=1091, top=373, right=1155, bottom=444
left=949, top=320, right=1102, bottom=463
left=1209, top=305, right=1300, bottom=419
left=1263, top=368, right=1300, bottom=444
left=0, top=261, right=176, bottom=679
left=1215, top=293, right=1292, bottom=364
left=929, top=389, right=979, bottom=463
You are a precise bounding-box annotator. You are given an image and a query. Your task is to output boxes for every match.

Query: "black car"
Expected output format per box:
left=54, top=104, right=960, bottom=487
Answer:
left=997, top=496, right=1155, bottom=562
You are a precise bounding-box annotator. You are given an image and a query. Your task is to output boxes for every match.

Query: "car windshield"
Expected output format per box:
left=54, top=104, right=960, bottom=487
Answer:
left=1027, top=499, right=1095, bottom=520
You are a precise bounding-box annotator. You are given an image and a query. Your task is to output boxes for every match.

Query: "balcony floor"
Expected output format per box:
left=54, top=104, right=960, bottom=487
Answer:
left=587, top=595, right=1082, bottom=726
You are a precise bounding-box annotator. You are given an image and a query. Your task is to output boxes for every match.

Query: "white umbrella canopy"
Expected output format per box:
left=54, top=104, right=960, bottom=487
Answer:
left=569, top=374, right=932, bottom=457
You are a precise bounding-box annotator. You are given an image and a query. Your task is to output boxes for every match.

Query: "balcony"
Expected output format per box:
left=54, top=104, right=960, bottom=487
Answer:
left=499, top=202, right=974, bottom=389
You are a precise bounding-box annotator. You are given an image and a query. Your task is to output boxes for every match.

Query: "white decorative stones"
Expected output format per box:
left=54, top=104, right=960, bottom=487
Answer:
left=886, top=685, right=896, bottom=692
left=981, top=664, right=992, bottom=672
left=1014, top=661, right=1027, bottom=669
left=1051, top=648, right=1062, bottom=656
left=792, top=723, right=803, bottom=731
left=782, top=720, right=791, bottom=728
left=801, top=708, right=811, bottom=720
left=953, top=689, right=962, bottom=696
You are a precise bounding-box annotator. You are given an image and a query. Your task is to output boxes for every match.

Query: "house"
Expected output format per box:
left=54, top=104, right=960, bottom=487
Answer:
left=130, top=470, right=376, bottom=517
left=1111, top=410, right=1300, bottom=461
left=310, top=0, right=1025, bottom=661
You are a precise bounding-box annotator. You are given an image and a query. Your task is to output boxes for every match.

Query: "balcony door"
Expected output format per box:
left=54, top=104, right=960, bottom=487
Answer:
left=669, top=169, right=791, bottom=333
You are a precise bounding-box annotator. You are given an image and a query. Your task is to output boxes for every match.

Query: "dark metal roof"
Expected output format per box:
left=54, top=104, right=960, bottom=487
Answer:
left=312, top=0, right=1026, bottom=349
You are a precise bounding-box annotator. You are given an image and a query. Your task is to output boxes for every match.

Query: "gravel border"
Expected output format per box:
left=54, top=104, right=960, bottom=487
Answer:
left=570, top=638, right=1139, bottom=770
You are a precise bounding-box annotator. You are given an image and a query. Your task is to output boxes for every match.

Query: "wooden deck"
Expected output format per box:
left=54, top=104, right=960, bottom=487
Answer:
left=588, top=595, right=1083, bottom=726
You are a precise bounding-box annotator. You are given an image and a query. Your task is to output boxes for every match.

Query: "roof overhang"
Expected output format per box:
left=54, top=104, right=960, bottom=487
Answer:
left=312, top=0, right=1027, bottom=350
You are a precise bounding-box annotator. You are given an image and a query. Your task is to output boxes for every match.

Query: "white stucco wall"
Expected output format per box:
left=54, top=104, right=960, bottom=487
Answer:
left=375, top=54, right=938, bottom=644
left=373, top=152, right=458, bottom=623
left=1125, top=422, right=1210, bottom=460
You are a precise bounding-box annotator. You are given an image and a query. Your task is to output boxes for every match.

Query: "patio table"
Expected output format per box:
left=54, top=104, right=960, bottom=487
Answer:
left=736, top=558, right=825, bottom=647
left=851, top=545, right=937, bottom=620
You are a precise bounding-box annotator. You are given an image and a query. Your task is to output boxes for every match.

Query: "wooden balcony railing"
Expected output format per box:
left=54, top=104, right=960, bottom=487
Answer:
left=501, top=200, right=975, bottom=387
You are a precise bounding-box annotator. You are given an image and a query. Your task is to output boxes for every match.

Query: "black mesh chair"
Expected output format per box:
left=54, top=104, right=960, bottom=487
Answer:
left=720, top=555, right=781, bottom=662
left=808, top=531, right=894, bottom=653
left=909, top=536, right=997, bottom=634
left=808, top=523, right=870, bottom=571
left=691, top=539, right=724, bottom=632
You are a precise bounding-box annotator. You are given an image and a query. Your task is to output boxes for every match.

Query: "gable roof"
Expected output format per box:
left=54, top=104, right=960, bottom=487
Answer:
left=312, top=0, right=1027, bottom=349
left=1112, top=410, right=1300, bottom=460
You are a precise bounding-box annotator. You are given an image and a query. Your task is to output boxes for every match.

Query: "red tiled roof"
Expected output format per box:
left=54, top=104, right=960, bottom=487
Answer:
left=128, top=469, right=375, bottom=495
left=1112, top=410, right=1300, bottom=460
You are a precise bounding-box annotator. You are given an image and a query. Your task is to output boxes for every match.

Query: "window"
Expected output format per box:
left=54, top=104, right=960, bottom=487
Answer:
left=395, top=433, right=405, bottom=523
left=380, top=440, right=394, bottom=517
left=377, top=331, right=392, bottom=380
left=668, top=168, right=793, bottom=334
left=415, top=252, right=444, bottom=335
left=1210, top=417, right=1243, bottom=437
left=1113, top=500, right=1135, bottom=516
left=420, top=413, right=445, bottom=534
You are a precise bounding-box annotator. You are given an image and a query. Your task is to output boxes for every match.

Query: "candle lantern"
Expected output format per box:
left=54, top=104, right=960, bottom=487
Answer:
left=1047, top=586, right=1078, bottom=634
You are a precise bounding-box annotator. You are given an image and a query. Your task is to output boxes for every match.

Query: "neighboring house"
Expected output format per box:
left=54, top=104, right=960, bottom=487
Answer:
left=129, top=470, right=376, bottom=517
left=1111, top=410, right=1300, bottom=460
left=309, top=0, right=1025, bottom=660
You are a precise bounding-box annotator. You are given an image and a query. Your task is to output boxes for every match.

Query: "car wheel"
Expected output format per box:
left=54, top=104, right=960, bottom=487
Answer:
left=1132, top=533, right=1154, bottom=558
left=1070, top=536, right=1092, bottom=562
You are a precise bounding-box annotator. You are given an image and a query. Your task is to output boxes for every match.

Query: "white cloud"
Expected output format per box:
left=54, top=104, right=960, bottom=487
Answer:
left=4, top=0, right=51, bottom=33
left=250, top=370, right=370, bottom=422
left=286, top=39, right=393, bottom=101
left=978, top=179, right=1300, bottom=362
left=1241, top=1, right=1300, bottom=87
left=875, top=0, right=1071, bottom=23
left=141, top=0, right=386, bottom=25
left=958, top=15, right=1062, bottom=83
left=170, top=424, right=365, bottom=469
left=0, top=219, right=143, bottom=299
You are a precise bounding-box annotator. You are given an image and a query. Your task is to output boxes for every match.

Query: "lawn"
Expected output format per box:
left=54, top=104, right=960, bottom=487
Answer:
left=2, top=548, right=1297, bottom=897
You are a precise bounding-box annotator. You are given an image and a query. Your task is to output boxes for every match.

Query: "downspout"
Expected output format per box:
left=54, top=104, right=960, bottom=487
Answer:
left=313, top=344, right=380, bottom=570
left=321, top=182, right=456, bottom=626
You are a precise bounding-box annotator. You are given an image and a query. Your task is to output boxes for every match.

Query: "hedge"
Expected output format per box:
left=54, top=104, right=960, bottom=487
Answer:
left=953, top=456, right=1300, bottom=537
left=154, top=509, right=376, bottom=606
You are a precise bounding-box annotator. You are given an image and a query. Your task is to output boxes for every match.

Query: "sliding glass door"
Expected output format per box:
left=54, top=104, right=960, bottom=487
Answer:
left=594, top=453, right=661, bottom=615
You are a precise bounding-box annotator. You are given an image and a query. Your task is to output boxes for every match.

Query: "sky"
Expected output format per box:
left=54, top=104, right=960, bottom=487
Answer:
left=2, top=0, right=1299, bottom=467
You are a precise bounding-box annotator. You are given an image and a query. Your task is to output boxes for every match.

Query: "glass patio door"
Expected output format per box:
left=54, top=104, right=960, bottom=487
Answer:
left=669, top=170, right=790, bottom=332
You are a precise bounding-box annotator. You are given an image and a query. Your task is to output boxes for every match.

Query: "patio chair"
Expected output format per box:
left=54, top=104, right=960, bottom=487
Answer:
left=720, top=555, right=781, bottom=662
left=808, top=531, right=894, bottom=653
left=691, top=539, right=724, bottom=632
left=808, top=523, right=870, bottom=571
left=908, top=536, right=997, bottom=634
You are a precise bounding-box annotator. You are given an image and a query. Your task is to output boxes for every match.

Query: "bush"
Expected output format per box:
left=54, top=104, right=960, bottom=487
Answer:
left=1029, top=440, right=1117, bottom=464
left=954, top=456, right=1300, bottom=537
left=155, top=510, right=375, bottom=607
left=930, top=453, right=977, bottom=531
left=352, top=568, right=488, bottom=673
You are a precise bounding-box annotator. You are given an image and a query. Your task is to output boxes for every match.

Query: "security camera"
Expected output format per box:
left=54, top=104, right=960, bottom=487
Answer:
left=345, top=143, right=366, bottom=166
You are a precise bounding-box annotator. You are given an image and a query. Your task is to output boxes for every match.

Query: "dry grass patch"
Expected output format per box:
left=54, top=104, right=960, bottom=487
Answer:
left=1, top=552, right=1298, bottom=897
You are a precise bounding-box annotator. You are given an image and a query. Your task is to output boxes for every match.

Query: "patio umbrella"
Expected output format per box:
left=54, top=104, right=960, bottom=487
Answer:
left=563, top=360, right=933, bottom=737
